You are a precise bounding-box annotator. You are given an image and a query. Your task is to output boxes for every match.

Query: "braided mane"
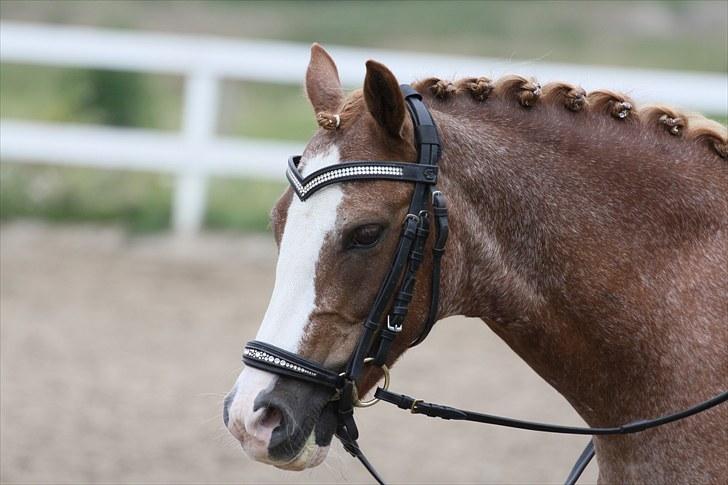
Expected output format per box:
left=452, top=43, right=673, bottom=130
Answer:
left=317, top=74, right=727, bottom=160
left=413, top=75, right=727, bottom=159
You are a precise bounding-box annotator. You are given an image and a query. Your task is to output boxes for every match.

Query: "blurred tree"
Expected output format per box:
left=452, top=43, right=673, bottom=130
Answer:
left=80, top=69, right=150, bottom=127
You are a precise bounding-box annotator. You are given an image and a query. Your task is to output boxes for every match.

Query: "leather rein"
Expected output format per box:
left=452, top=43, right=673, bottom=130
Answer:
left=240, top=84, right=728, bottom=485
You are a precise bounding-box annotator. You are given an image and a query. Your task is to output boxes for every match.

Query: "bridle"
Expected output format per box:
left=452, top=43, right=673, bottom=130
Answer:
left=240, top=85, right=728, bottom=485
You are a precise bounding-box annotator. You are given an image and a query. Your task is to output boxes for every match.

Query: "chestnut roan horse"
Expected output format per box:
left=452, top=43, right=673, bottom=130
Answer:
left=224, top=44, right=728, bottom=484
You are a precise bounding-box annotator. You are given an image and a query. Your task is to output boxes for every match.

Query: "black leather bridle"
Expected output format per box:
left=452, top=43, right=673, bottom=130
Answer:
left=240, top=84, right=728, bottom=485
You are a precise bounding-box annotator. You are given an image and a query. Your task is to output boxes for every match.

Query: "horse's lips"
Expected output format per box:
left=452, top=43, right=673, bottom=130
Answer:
left=269, top=399, right=336, bottom=470
left=272, top=431, right=329, bottom=470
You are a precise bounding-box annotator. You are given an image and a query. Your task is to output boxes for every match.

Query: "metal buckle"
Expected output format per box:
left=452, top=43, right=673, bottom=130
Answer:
left=386, top=315, right=402, bottom=333
left=338, top=357, right=391, bottom=408
left=410, top=399, right=423, bottom=413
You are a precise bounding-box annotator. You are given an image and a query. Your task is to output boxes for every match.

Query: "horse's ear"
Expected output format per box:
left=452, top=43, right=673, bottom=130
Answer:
left=305, top=43, right=343, bottom=114
left=364, top=60, right=405, bottom=139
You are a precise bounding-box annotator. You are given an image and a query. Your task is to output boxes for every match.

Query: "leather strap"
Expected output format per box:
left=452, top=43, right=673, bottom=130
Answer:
left=345, top=84, right=443, bottom=381
left=335, top=423, right=385, bottom=485
left=375, top=387, right=728, bottom=435
left=374, top=210, right=430, bottom=365
left=346, top=213, right=421, bottom=381
left=243, top=340, right=343, bottom=388
left=287, top=156, right=438, bottom=201
left=564, top=440, right=595, bottom=485
left=409, top=190, right=448, bottom=347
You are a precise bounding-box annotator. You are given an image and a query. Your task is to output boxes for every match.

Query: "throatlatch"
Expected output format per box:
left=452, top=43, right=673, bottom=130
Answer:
left=240, top=84, right=728, bottom=485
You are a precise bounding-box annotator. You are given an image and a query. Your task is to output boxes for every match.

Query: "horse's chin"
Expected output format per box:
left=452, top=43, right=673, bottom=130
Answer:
left=273, top=431, right=330, bottom=470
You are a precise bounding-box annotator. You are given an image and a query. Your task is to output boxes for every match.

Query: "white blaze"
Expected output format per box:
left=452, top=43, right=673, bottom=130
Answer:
left=255, top=144, right=344, bottom=350
left=231, top=145, right=343, bottom=433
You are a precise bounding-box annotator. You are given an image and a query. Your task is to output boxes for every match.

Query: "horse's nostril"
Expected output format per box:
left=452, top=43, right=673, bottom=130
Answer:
left=267, top=405, right=294, bottom=452
left=260, top=406, right=282, bottom=429
left=247, top=403, right=285, bottom=441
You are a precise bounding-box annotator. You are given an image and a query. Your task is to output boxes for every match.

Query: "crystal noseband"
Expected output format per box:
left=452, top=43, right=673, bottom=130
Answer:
left=243, top=340, right=343, bottom=388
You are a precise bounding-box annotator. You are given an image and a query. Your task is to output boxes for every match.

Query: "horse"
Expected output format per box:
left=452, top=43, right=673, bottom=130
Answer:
left=224, top=43, right=728, bottom=484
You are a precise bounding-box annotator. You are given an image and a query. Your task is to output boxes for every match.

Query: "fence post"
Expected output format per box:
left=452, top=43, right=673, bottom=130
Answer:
left=174, top=71, right=219, bottom=236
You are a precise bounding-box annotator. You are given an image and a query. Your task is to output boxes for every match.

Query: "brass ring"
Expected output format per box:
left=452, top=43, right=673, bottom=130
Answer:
left=339, top=357, right=390, bottom=408
left=354, top=358, right=390, bottom=407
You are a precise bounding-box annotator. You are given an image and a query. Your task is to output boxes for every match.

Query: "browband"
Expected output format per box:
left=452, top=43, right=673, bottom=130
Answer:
left=286, top=156, right=438, bottom=201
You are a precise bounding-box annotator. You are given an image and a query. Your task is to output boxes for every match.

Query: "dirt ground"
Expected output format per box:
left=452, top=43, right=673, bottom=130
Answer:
left=0, top=222, right=598, bottom=484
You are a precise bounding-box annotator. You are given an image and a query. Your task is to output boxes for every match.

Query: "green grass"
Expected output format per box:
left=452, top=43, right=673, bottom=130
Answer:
left=3, top=1, right=725, bottom=72
left=0, top=164, right=174, bottom=232
left=218, top=81, right=316, bottom=142
left=226, top=1, right=727, bottom=73
left=0, top=64, right=183, bottom=130
left=0, top=164, right=286, bottom=233
left=206, top=176, right=285, bottom=232
left=0, top=65, right=315, bottom=141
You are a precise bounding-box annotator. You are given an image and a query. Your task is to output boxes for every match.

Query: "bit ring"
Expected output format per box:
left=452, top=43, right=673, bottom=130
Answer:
left=338, top=357, right=390, bottom=408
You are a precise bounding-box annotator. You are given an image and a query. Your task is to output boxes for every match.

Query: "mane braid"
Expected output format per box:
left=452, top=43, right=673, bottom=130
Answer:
left=541, top=82, right=587, bottom=112
left=323, top=74, right=727, bottom=159
left=409, top=75, right=727, bottom=159
left=640, top=105, right=686, bottom=136
left=491, top=75, right=542, bottom=107
left=689, top=116, right=728, bottom=158
left=418, top=77, right=457, bottom=100
left=455, top=76, right=494, bottom=102
left=317, top=89, right=365, bottom=130
left=586, top=89, right=635, bottom=120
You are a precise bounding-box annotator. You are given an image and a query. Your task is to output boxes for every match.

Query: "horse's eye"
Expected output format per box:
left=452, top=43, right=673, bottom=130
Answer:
left=347, top=224, right=384, bottom=249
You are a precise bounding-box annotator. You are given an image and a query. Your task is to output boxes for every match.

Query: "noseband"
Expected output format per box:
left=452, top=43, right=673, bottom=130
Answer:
left=240, top=85, right=728, bottom=484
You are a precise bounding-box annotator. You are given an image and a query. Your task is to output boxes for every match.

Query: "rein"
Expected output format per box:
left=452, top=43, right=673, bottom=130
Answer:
left=241, top=84, right=728, bottom=485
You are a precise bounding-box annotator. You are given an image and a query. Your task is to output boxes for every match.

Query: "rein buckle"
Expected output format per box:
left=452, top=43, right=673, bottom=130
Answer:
left=410, top=399, right=423, bottom=413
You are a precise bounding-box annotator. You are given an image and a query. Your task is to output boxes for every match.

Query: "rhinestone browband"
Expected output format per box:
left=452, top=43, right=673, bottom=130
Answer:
left=287, top=155, right=438, bottom=201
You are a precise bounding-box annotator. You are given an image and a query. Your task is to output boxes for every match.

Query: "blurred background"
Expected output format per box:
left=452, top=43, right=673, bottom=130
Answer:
left=1, top=1, right=726, bottom=484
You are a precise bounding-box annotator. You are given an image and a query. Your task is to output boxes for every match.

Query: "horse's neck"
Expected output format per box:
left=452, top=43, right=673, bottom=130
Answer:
left=432, top=105, right=727, bottom=427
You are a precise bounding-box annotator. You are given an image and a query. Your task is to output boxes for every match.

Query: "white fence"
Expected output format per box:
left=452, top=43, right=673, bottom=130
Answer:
left=1, top=21, right=726, bottom=234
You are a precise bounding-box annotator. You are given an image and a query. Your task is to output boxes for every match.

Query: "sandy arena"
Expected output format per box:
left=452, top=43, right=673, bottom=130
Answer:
left=1, top=222, right=598, bottom=484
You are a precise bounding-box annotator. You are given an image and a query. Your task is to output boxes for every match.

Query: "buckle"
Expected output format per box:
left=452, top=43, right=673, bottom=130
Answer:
left=410, top=399, right=423, bottom=413
left=386, top=315, right=402, bottom=333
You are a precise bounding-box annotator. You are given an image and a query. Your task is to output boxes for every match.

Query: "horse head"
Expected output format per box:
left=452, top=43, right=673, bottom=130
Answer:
left=224, top=44, right=436, bottom=470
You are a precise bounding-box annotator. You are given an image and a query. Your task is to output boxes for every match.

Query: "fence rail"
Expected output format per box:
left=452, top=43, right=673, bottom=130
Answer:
left=1, top=21, right=726, bottom=234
